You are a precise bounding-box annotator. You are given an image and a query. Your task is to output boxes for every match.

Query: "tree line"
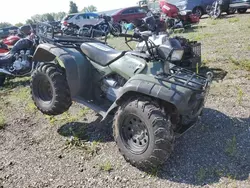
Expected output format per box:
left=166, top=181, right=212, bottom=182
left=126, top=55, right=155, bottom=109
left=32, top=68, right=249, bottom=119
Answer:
left=0, top=1, right=97, bottom=28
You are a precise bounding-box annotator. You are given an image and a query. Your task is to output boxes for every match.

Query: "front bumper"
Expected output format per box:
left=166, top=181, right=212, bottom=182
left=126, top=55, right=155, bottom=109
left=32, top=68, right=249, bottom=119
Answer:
left=230, top=2, right=250, bottom=8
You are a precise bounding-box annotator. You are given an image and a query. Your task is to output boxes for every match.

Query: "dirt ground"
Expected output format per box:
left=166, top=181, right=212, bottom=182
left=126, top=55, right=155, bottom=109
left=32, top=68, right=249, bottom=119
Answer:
left=0, top=12, right=250, bottom=188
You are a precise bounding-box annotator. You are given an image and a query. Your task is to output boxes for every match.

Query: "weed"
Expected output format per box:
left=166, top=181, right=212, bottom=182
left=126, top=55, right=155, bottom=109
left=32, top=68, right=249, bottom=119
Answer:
left=229, top=57, right=250, bottom=71
left=225, top=135, right=237, bottom=157
left=26, top=101, right=37, bottom=112
left=147, top=167, right=159, bottom=177
left=65, top=136, right=83, bottom=147
left=99, top=161, right=113, bottom=172
left=228, top=18, right=239, bottom=23
left=236, top=86, right=244, bottom=105
left=211, top=20, right=219, bottom=25
left=197, top=168, right=207, bottom=182
left=0, top=113, right=6, bottom=130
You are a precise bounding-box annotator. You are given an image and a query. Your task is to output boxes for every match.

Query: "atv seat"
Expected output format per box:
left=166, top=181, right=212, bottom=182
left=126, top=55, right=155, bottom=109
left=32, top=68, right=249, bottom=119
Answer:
left=81, top=42, right=125, bottom=66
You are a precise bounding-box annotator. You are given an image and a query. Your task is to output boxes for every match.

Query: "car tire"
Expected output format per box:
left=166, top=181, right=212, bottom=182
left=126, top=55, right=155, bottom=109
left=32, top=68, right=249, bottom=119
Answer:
left=237, top=8, right=247, bottom=14
left=31, top=63, right=72, bottom=115
left=113, top=97, right=175, bottom=170
left=226, top=8, right=236, bottom=15
left=193, top=7, right=203, bottom=18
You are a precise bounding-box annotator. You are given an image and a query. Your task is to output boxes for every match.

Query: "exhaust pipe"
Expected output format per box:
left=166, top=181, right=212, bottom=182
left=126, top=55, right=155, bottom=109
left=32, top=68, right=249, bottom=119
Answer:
left=0, top=68, right=13, bottom=76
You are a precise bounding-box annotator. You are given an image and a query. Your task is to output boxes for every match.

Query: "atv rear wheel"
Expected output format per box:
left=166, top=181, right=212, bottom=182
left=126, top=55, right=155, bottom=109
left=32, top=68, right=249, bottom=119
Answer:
left=0, top=75, right=6, bottom=87
left=113, top=97, right=175, bottom=170
left=31, top=63, right=72, bottom=115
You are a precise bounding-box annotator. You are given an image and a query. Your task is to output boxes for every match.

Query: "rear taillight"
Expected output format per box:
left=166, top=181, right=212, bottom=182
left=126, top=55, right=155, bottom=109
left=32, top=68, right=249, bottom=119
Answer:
left=63, top=21, right=68, bottom=26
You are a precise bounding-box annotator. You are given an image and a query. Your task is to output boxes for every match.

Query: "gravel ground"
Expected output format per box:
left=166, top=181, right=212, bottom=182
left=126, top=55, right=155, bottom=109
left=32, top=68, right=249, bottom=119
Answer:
left=0, top=12, right=250, bottom=188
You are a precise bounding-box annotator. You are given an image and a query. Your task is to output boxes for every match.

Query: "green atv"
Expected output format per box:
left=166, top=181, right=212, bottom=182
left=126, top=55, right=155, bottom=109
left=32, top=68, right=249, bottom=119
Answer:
left=30, top=23, right=213, bottom=170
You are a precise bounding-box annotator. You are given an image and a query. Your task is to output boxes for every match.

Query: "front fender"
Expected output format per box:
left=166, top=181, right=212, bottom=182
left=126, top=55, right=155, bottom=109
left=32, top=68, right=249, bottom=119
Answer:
left=103, top=74, right=198, bottom=120
left=33, top=44, right=92, bottom=98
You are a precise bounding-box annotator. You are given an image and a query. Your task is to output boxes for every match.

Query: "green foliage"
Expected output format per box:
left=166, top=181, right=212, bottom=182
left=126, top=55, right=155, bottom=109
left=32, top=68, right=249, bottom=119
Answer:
left=82, top=5, right=97, bottom=13
left=225, top=135, right=237, bottom=157
left=197, top=168, right=207, bottom=182
left=26, top=12, right=66, bottom=24
left=15, top=23, right=24, bottom=27
left=0, top=113, right=6, bottom=130
left=228, top=18, right=239, bottom=23
left=26, top=19, right=34, bottom=24
left=237, top=87, right=244, bottom=105
left=99, top=161, right=113, bottom=172
left=69, top=1, right=79, bottom=14
left=0, top=22, right=12, bottom=28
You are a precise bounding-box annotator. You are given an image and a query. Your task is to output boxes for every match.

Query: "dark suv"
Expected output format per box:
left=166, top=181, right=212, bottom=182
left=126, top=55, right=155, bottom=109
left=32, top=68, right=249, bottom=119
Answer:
left=0, top=26, right=18, bottom=39
left=112, top=6, right=147, bottom=23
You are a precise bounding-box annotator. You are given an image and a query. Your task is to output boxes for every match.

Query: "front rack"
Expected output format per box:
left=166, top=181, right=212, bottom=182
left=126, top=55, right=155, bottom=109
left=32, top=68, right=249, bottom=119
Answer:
left=36, top=22, right=106, bottom=47
left=156, top=66, right=213, bottom=92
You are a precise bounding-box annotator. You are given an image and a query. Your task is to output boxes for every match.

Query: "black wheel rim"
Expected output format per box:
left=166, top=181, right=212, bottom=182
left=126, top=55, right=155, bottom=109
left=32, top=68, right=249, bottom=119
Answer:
left=120, top=114, right=149, bottom=155
left=195, top=9, right=202, bottom=17
left=37, top=78, right=53, bottom=103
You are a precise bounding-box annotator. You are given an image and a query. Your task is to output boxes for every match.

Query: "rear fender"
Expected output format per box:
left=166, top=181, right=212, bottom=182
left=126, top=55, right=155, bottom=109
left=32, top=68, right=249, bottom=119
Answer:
left=33, top=43, right=92, bottom=98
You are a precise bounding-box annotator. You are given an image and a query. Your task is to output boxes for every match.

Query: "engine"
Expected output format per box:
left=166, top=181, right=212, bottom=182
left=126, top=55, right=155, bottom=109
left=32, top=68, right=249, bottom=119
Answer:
left=10, top=50, right=31, bottom=73
left=100, top=74, right=127, bottom=102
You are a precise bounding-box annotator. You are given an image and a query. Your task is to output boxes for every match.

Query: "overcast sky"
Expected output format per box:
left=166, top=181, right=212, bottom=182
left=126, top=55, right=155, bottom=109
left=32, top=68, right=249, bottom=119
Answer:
left=0, top=0, right=138, bottom=24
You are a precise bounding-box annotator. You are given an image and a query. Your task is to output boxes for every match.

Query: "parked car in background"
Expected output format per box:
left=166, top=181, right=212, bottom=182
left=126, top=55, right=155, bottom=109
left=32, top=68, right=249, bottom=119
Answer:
left=61, top=12, right=100, bottom=29
left=230, top=0, right=250, bottom=13
left=164, top=0, right=237, bottom=17
left=111, top=6, right=147, bottom=23
left=0, top=26, right=18, bottom=39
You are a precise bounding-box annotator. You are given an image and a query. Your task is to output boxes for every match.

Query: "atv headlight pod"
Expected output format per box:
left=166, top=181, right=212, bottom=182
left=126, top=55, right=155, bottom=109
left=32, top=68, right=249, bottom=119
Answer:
left=171, top=49, right=184, bottom=61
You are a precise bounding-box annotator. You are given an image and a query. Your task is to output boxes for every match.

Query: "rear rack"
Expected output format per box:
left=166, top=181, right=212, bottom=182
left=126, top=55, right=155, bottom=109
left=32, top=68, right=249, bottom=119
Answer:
left=36, top=22, right=106, bottom=47
left=156, top=66, right=213, bottom=92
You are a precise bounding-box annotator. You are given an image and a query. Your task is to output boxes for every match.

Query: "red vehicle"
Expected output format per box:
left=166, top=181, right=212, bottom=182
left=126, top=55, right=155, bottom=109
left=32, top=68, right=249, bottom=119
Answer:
left=0, top=43, right=8, bottom=53
left=159, top=0, right=200, bottom=28
left=111, top=6, right=147, bottom=23
left=2, top=35, right=21, bottom=46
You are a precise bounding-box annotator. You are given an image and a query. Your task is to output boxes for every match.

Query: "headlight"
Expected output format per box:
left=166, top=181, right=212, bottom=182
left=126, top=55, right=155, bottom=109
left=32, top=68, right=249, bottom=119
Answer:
left=171, top=49, right=184, bottom=61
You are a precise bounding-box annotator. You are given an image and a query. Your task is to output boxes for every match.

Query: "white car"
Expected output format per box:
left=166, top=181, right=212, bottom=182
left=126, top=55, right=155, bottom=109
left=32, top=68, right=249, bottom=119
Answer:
left=61, top=12, right=100, bottom=30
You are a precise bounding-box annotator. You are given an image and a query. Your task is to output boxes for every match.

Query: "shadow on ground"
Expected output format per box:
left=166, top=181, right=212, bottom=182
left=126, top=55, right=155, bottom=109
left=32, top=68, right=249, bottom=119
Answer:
left=160, top=108, right=250, bottom=185
left=199, top=66, right=228, bottom=82
left=58, top=108, right=249, bottom=186
left=57, top=115, right=114, bottom=143
left=2, top=77, right=30, bottom=90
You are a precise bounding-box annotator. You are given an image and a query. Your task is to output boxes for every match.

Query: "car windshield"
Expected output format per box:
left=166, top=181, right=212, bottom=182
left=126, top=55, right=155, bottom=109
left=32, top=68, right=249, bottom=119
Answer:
left=63, top=15, right=75, bottom=21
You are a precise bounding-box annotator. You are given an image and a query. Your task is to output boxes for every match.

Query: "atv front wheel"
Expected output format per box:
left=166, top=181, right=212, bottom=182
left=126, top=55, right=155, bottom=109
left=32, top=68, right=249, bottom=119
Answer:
left=31, top=63, right=72, bottom=115
left=0, top=75, right=6, bottom=87
left=113, top=97, right=175, bottom=170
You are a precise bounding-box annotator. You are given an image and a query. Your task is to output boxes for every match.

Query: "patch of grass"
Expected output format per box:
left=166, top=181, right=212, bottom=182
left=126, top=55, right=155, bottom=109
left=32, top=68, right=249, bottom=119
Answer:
left=147, top=167, right=159, bottom=177
left=99, top=161, right=113, bottom=172
left=0, top=113, right=6, bottom=130
left=65, top=136, right=83, bottom=147
left=26, top=101, right=37, bottom=112
left=186, top=32, right=214, bottom=41
left=228, top=18, right=240, bottom=23
left=197, top=168, right=207, bottom=182
left=225, top=135, right=237, bottom=157
left=211, top=19, right=219, bottom=25
left=228, top=57, right=250, bottom=71
left=236, top=86, right=244, bottom=105
left=46, top=108, right=90, bottom=126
